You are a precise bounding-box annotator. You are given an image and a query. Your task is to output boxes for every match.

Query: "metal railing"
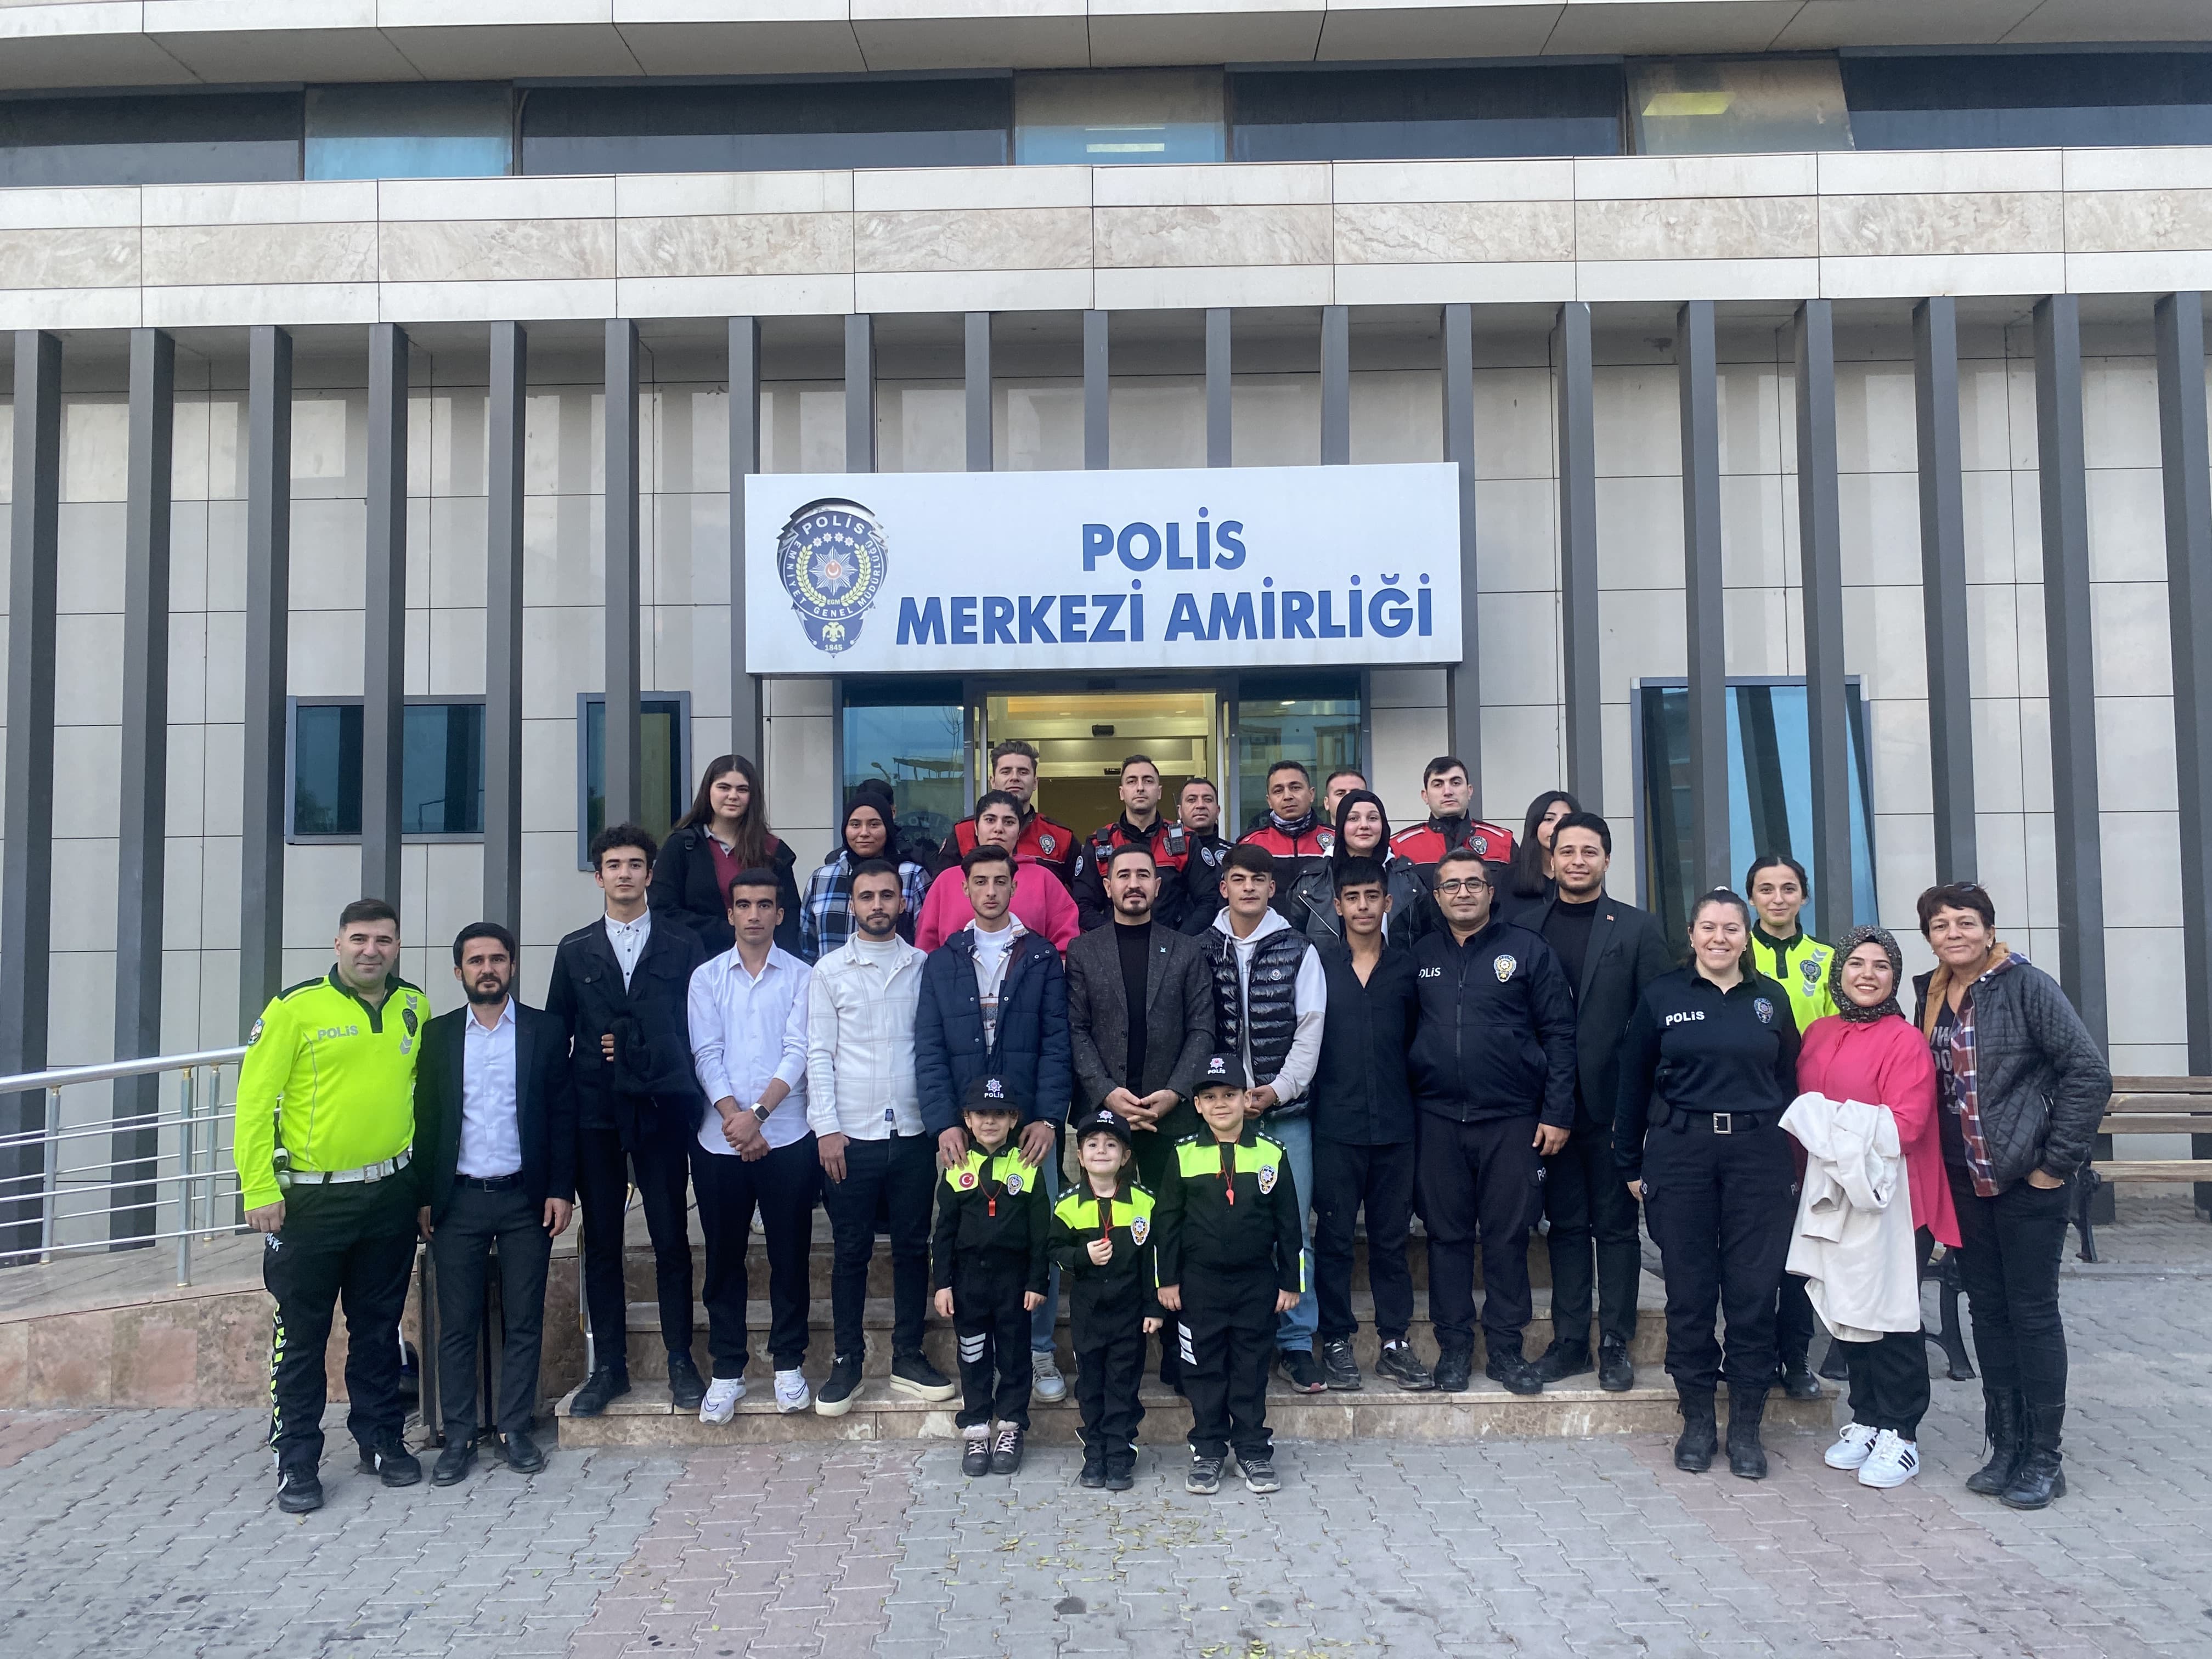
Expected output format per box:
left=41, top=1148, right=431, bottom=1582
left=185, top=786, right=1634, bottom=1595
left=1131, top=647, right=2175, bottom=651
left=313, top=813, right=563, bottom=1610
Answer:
left=0, top=1047, right=248, bottom=1285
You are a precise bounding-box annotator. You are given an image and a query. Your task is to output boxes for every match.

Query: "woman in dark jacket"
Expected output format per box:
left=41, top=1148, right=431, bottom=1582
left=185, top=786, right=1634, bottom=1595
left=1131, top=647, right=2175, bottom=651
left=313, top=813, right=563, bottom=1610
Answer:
left=1912, top=881, right=2110, bottom=1512
left=1288, top=791, right=1427, bottom=949
left=1502, top=789, right=1579, bottom=924
left=648, top=754, right=803, bottom=957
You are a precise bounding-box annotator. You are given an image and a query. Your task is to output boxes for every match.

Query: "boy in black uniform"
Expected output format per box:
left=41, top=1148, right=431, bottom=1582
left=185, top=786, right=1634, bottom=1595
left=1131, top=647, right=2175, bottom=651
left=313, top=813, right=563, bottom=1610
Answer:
left=1155, top=1053, right=1304, bottom=1497
left=933, top=1075, right=1050, bottom=1477
left=1050, top=1107, right=1164, bottom=1490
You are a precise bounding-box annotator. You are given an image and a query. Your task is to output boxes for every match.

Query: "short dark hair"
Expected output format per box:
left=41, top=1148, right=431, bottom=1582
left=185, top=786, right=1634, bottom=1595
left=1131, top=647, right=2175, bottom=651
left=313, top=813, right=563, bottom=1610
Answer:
left=1434, top=847, right=1489, bottom=887
left=1745, top=853, right=1809, bottom=895
left=1120, top=753, right=1159, bottom=780
left=589, top=822, right=658, bottom=870
left=989, top=738, right=1039, bottom=769
left=1917, top=881, right=1995, bottom=935
left=1265, top=759, right=1312, bottom=785
left=1551, top=810, right=1612, bottom=856
left=724, top=866, right=783, bottom=904
left=850, top=857, right=902, bottom=889
left=452, top=921, right=516, bottom=965
left=1323, top=768, right=1367, bottom=792
left=1106, top=840, right=1156, bottom=871
left=1423, top=755, right=1469, bottom=785
left=339, top=898, right=399, bottom=931
left=1333, top=856, right=1386, bottom=894
left=1223, top=842, right=1276, bottom=881
left=1178, top=776, right=1216, bottom=799
left=962, top=842, right=1015, bottom=876
left=974, top=789, right=1023, bottom=820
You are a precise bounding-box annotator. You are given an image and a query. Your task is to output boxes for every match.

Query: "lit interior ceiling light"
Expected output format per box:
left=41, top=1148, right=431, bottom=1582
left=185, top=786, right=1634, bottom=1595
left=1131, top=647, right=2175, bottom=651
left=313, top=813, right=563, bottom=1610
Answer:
left=1643, top=92, right=1736, bottom=118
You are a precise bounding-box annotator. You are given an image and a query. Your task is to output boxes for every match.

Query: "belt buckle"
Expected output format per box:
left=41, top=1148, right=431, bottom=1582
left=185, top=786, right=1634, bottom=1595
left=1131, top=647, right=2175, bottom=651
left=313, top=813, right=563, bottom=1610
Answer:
left=1713, top=1112, right=1733, bottom=1135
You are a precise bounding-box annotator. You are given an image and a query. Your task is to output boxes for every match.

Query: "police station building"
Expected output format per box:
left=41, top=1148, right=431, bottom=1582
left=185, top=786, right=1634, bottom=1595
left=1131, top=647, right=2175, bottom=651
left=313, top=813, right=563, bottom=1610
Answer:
left=6, top=1, right=2212, bottom=1115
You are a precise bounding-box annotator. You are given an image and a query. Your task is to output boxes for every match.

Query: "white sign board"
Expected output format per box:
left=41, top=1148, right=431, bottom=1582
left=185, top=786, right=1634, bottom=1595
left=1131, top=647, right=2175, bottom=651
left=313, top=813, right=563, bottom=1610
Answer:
left=742, top=463, right=1462, bottom=676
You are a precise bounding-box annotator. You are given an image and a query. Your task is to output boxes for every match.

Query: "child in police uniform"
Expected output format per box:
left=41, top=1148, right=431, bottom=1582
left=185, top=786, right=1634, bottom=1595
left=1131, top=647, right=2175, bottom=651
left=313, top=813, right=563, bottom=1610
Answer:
left=1155, top=1053, right=1305, bottom=1496
left=933, top=1074, right=1050, bottom=1477
left=1049, top=1107, right=1164, bottom=1491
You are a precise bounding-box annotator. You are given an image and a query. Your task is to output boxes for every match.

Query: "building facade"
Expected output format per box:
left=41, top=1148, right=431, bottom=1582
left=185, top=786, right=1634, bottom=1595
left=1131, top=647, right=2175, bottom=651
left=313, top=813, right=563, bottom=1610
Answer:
left=5, top=5, right=2212, bottom=1225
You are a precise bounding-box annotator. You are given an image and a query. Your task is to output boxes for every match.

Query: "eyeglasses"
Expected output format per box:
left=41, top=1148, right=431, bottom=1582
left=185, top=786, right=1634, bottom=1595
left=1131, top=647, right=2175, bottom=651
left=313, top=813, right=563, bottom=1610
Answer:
left=1436, top=878, right=1489, bottom=896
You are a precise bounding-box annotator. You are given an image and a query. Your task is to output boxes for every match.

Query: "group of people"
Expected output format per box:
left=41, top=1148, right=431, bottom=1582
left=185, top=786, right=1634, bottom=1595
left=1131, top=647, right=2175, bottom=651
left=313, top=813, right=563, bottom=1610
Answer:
left=232, top=742, right=2113, bottom=1515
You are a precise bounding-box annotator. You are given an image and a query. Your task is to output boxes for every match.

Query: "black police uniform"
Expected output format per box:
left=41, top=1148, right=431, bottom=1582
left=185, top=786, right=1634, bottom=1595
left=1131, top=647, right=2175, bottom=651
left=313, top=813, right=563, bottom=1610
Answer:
left=1155, top=1068, right=1304, bottom=1465
left=1174, top=830, right=1233, bottom=935
left=1049, top=1108, right=1162, bottom=1475
left=1614, top=966, right=1803, bottom=1402
left=1071, top=818, right=1193, bottom=932
left=932, top=1127, right=1051, bottom=1431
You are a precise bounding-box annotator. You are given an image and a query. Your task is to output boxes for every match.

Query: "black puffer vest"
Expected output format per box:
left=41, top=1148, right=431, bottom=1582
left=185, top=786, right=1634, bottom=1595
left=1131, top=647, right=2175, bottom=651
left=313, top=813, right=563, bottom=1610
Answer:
left=1209, top=926, right=1308, bottom=1094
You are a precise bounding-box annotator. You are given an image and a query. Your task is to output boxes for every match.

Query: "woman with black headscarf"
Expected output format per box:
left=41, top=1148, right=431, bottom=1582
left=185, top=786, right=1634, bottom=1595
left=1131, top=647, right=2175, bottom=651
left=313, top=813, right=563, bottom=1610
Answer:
left=1285, top=789, right=1428, bottom=949
left=798, top=792, right=932, bottom=961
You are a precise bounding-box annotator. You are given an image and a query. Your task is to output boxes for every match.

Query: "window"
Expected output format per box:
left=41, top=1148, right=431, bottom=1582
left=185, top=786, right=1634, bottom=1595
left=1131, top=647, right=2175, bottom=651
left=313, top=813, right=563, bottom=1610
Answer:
left=1231, top=65, right=1623, bottom=162
left=522, top=81, right=1011, bottom=174
left=288, top=700, right=486, bottom=840
left=0, top=92, right=301, bottom=188
left=1842, top=52, right=2212, bottom=151
left=578, top=695, right=691, bottom=866
left=1235, top=674, right=1361, bottom=836
left=1629, top=59, right=1854, bottom=155
left=306, top=84, right=512, bottom=180
left=1635, top=679, right=1876, bottom=944
left=1014, top=70, right=1224, bottom=165
left=842, top=679, right=966, bottom=856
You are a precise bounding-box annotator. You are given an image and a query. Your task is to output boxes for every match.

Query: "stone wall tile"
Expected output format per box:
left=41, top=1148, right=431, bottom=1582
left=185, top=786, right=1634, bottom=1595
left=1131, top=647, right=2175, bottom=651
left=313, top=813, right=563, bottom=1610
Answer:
left=0, top=227, right=139, bottom=290
left=1335, top=199, right=1573, bottom=265
left=143, top=222, right=377, bottom=287
left=2066, top=189, right=2212, bottom=253
left=617, top=212, right=853, bottom=278
left=1821, top=192, right=2063, bottom=258
left=1094, top=202, right=1330, bottom=268
left=1575, top=195, right=1817, bottom=263
left=854, top=205, right=1090, bottom=272
left=379, top=218, right=617, bottom=284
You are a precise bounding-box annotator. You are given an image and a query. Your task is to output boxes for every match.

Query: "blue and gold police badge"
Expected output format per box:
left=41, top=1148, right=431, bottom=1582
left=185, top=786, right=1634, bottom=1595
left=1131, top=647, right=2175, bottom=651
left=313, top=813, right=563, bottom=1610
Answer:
left=777, top=498, right=888, bottom=655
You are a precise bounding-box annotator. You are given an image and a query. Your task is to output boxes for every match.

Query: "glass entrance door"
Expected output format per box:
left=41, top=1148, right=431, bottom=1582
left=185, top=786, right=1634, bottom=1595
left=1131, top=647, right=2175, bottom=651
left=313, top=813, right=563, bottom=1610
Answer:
left=977, top=686, right=1222, bottom=837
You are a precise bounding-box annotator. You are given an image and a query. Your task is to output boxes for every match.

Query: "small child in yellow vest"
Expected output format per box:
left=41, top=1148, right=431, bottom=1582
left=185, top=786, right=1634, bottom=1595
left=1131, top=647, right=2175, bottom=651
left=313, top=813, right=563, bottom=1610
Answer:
left=1049, top=1107, right=1164, bottom=1490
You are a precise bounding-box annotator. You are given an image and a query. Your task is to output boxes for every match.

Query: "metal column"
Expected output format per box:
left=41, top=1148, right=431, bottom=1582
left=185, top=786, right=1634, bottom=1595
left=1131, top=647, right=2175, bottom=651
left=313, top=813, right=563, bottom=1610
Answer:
left=2032, top=295, right=2108, bottom=1048
left=362, top=323, right=408, bottom=905
left=843, top=313, right=874, bottom=473
left=1556, top=302, right=1601, bottom=810
left=2, top=331, right=60, bottom=1256
left=730, top=317, right=763, bottom=760
left=1206, top=309, right=1232, bottom=467
left=964, top=312, right=992, bottom=473
left=1914, top=297, right=1978, bottom=884
left=604, top=318, right=642, bottom=832
left=1678, top=301, right=1731, bottom=896
left=1794, top=301, right=1853, bottom=943
left=1443, top=303, right=1481, bottom=776
left=483, top=321, right=525, bottom=930
left=240, top=326, right=291, bottom=1029
left=113, top=329, right=174, bottom=1243
left=1084, top=310, right=1109, bottom=470
left=1321, top=305, right=1350, bottom=465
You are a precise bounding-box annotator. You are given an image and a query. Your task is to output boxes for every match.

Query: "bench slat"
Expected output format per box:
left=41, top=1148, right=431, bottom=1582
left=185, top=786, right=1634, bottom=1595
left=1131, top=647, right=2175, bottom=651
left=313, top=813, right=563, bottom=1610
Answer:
left=2097, top=1115, right=2212, bottom=1135
left=2091, top=1160, right=2212, bottom=1182
left=2111, top=1077, right=2212, bottom=1093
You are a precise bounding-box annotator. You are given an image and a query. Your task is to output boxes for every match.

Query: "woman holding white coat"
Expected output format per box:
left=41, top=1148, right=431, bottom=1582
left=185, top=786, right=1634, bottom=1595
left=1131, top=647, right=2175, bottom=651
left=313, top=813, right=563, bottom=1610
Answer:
left=1789, top=926, right=1961, bottom=1490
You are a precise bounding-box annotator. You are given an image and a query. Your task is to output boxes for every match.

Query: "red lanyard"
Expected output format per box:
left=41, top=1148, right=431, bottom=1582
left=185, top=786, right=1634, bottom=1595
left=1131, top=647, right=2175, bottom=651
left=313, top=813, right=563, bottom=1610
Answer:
left=1220, top=1142, right=1235, bottom=1205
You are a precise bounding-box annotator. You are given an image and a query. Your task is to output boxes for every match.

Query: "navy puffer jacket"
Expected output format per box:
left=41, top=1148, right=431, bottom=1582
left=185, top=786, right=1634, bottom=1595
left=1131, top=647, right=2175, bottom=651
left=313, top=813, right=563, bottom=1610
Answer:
left=915, top=929, right=1073, bottom=1135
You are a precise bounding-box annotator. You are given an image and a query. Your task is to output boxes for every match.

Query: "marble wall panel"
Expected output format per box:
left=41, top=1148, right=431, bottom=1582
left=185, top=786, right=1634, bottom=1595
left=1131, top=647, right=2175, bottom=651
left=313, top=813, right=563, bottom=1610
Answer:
left=1333, top=199, right=1574, bottom=266
left=618, top=212, right=853, bottom=278
left=1573, top=195, right=1818, bottom=263
left=1819, top=192, right=2062, bottom=258
left=854, top=206, right=1091, bottom=272
left=0, top=226, right=138, bottom=290
left=142, top=222, right=378, bottom=288
left=1093, top=204, right=1331, bottom=269
left=379, top=218, right=616, bottom=285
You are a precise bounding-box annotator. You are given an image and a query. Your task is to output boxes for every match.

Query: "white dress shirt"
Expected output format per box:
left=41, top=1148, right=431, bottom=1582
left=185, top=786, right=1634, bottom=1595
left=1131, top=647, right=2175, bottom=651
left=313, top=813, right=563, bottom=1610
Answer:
left=605, top=909, right=652, bottom=989
left=458, top=998, right=524, bottom=1178
left=688, top=945, right=812, bottom=1154
left=805, top=933, right=926, bottom=1141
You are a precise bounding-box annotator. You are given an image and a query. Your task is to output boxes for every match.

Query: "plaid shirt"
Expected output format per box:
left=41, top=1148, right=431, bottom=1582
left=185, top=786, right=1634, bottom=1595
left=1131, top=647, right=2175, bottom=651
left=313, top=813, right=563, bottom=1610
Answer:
left=800, top=850, right=930, bottom=964
left=1937, top=992, right=1999, bottom=1197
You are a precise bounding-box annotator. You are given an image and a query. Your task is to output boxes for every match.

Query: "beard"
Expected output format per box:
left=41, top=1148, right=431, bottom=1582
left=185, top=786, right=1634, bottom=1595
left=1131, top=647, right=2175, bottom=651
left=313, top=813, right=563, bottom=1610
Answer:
left=465, top=978, right=509, bottom=1006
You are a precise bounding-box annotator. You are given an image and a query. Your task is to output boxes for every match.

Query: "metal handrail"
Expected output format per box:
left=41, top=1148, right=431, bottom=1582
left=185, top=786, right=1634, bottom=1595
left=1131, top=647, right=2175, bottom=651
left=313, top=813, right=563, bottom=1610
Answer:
left=0, top=1047, right=246, bottom=1093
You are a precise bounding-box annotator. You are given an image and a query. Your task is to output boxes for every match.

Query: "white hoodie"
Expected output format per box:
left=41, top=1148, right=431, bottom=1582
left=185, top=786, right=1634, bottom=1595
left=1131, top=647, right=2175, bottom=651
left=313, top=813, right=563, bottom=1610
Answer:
left=1210, top=906, right=1328, bottom=1105
left=1780, top=1090, right=1921, bottom=1339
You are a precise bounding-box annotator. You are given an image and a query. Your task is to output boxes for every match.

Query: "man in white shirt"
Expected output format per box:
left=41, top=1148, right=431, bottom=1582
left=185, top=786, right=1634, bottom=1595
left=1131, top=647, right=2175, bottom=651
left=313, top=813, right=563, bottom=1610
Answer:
left=806, top=859, right=957, bottom=1416
left=686, top=868, right=816, bottom=1424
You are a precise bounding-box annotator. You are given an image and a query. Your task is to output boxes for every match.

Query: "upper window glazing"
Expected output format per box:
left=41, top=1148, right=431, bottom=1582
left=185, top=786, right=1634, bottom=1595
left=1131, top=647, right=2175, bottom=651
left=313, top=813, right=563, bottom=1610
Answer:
left=1232, top=65, right=1622, bottom=161
left=306, top=83, right=513, bottom=180
left=1842, top=52, right=2212, bottom=150
left=1629, top=58, right=1853, bottom=155
left=1015, top=70, right=1224, bottom=165
left=0, top=92, right=300, bottom=188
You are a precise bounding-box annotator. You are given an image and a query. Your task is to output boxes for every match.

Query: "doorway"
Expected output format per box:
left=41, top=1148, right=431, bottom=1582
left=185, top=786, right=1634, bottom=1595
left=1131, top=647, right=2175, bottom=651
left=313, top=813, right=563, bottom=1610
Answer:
left=977, top=687, right=1223, bottom=837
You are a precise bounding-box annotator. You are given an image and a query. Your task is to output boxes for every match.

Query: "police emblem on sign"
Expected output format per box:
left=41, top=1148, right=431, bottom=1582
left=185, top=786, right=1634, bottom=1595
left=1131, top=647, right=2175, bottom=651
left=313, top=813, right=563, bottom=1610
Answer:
left=1257, top=1163, right=1278, bottom=1195
left=776, top=498, right=888, bottom=656
left=1130, top=1215, right=1149, bottom=1245
left=1494, top=954, right=1517, bottom=983
left=1754, top=997, right=1775, bottom=1025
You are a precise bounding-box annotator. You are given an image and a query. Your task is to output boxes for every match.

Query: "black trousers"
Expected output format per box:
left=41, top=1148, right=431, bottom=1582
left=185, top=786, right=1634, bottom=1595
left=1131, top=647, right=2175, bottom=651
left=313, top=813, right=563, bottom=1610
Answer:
left=1640, top=1115, right=1795, bottom=1395
left=690, top=1133, right=819, bottom=1378
left=1776, top=1272, right=1816, bottom=1369
left=1071, top=1299, right=1147, bottom=1462
left=1179, top=1267, right=1277, bottom=1462
left=1542, top=1121, right=1641, bottom=1350
left=576, top=1115, right=695, bottom=1367
left=429, top=1183, right=552, bottom=1443
left=1842, top=1329, right=1931, bottom=1438
left=820, top=1131, right=934, bottom=1361
left=1417, top=1114, right=1543, bottom=1358
left=1312, top=1137, right=1415, bottom=1344
left=952, top=1251, right=1034, bottom=1430
left=1950, top=1169, right=2071, bottom=1443
left=263, top=1175, right=417, bottom=1469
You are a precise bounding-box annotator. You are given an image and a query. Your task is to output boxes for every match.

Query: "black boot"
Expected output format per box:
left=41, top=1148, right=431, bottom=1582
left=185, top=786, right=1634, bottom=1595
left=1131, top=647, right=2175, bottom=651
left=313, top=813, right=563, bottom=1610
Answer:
left=1726, top=1385, right=1769, bottom=1480
left=2001, top=1404, right=2067, bottom=1510
left=1674, top=1389, right=1718, bottom=1472
left=569, top=1365, right=630, bottom=1418
left=1965, top=1387, right=2025, bottom=1497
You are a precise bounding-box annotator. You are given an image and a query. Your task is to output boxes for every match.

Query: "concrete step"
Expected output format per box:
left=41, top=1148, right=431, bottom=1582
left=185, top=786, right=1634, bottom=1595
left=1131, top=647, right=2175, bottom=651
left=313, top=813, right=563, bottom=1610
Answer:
left=556, top=1374, right=1835, bottom=1449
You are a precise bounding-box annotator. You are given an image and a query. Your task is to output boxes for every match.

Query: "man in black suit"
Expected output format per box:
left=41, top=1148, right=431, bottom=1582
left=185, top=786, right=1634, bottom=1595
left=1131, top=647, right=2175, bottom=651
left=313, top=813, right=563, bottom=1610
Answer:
left=415, top=922, right=577, bottom=1483
left=548, top=823, right=710, bottom=1417
left=1525, top=811, right=1677, bottom=1393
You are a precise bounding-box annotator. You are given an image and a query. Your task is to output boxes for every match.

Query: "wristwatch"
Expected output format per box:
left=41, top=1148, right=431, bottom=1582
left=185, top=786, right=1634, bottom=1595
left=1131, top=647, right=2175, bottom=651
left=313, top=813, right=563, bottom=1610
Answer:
left=748, top=1099, right=775, bottom=1124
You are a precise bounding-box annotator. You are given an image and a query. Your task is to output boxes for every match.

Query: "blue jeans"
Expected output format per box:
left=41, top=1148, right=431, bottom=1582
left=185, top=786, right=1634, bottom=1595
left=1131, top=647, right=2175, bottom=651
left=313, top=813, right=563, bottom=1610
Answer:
left=1269, top=1113, right=1317, bottom=1354
left=1031, top=1132, right=1063, bottom=1355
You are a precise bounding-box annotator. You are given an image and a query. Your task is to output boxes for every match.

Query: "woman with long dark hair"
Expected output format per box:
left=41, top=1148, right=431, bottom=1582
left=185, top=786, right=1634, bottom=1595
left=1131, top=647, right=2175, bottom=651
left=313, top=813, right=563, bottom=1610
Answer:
left=1503, top=790, right=1579, bottom=922
left=650, top=754, right=803, bottom=956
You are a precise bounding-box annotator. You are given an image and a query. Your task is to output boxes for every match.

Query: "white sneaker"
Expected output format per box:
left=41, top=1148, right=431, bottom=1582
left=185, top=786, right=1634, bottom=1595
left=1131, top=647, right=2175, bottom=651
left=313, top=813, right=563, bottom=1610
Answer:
left=1031, top=1350, right=1068, bottom=1403
left=698, top=1376, right=745, bottom=1425
left=1857, top=1430, right=1920, bottom=1489
left=774, top=1368, right=811, bottom=1414
left=1824, top=1421, right=1879, bottom=1470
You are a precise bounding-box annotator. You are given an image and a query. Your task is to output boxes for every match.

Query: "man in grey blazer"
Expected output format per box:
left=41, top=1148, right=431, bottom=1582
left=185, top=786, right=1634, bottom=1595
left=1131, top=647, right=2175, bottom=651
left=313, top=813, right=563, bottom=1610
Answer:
left=1065, top=843, right=1216, bottom=1194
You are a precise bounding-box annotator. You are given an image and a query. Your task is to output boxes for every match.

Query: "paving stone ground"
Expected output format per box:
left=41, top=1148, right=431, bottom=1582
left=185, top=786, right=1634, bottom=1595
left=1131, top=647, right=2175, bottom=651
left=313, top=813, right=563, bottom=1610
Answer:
left=2, top=1200, right=2208, bottom=1658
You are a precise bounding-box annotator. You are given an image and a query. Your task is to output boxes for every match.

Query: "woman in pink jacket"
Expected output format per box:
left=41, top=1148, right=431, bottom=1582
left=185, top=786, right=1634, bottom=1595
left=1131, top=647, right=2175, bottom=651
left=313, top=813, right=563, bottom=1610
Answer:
left=1796, top=924, right=1961, bottom=1491
left=913, top=790, right=1080, bottom=953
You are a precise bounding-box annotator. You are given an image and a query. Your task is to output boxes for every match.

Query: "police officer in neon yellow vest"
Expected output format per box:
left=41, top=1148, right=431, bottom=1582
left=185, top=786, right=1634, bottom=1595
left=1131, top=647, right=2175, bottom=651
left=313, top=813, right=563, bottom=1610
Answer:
left=1745, top=854, right=1836, bottom=1403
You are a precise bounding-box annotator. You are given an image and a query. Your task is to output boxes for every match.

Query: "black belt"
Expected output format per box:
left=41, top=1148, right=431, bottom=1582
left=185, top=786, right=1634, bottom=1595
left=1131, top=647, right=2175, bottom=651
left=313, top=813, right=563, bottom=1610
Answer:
left=1671, top=1110, right=1771, bottom=1135
left=455, top=1172, right=526, bottom=1191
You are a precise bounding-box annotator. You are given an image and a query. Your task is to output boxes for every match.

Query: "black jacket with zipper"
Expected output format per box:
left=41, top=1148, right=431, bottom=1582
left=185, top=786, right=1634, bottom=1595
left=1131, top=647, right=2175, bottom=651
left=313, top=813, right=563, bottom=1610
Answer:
left=1407, top=918, right=1578, bottom=1128
left=1311, top=941, right=1418, bottom=1146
